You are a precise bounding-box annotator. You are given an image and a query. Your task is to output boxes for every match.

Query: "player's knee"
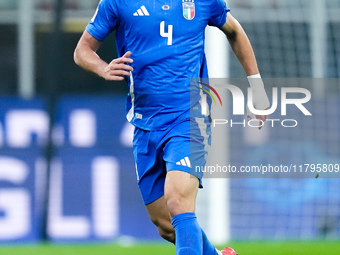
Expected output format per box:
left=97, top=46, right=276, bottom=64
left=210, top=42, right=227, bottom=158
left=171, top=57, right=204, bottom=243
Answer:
left=166, top=196, right=183, bottom=216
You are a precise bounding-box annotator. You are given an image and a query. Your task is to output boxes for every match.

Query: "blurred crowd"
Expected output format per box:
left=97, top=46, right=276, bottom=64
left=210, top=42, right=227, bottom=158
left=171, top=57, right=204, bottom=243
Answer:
left=0, top=0, right=98, bottom=10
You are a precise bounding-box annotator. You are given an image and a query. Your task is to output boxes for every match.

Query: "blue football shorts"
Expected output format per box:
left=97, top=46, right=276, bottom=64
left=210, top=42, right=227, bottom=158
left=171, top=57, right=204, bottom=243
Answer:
left=133, top=117, right=211, bottom=205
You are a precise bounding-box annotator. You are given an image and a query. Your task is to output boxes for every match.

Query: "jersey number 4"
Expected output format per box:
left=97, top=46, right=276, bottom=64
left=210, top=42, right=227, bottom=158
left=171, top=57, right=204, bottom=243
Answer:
left=160, top=21, right=173, bottom=46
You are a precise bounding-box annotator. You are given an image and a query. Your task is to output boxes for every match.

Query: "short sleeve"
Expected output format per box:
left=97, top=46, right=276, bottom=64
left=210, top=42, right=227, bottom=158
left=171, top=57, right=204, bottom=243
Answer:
left=85, top=0, right=119, bottom=41
left=208, top=0, right=230, bottom=28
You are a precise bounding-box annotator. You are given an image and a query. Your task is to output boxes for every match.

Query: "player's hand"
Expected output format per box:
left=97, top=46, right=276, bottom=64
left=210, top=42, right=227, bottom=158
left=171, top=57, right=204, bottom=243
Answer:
left=102, top=51, right=134, bottom=81
left=247, top=107, right=269, bottom=129
left=247, top=74, right=270, bottom=129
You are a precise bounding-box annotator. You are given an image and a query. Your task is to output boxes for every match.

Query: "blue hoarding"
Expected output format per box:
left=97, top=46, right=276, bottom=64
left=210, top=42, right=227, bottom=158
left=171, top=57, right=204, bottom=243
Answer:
left=0, top=96, right=160, bottom=243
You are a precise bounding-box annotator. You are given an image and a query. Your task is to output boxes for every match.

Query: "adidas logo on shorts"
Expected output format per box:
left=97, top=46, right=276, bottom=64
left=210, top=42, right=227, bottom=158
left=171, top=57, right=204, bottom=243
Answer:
left=176, top=157, right=191, bottom=168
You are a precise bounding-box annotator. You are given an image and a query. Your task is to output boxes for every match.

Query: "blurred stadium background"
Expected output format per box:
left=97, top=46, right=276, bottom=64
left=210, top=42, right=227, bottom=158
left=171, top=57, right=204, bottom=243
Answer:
left=0, top=0, right=340, bottom=254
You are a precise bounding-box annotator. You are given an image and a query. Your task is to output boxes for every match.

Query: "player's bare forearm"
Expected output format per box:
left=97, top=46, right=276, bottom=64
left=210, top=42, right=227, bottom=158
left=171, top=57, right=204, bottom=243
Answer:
left=74, top=31, right=107, bottom=77
left=220, top=14, right=270, bottom=128
left=74, top=31, right=133, bottom=81
left=220, top=14, right=259, bottom=76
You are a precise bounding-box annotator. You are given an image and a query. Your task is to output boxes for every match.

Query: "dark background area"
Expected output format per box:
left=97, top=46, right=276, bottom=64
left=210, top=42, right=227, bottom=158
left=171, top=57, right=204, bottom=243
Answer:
left=0, top=24, right=128, bottom=97
left=0, top=25, right=18, bottom=95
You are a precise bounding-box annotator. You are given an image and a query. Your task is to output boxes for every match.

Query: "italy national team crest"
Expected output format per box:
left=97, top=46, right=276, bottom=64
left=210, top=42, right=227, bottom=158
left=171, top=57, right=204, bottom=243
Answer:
left=182, top=0, right=195, bottom=20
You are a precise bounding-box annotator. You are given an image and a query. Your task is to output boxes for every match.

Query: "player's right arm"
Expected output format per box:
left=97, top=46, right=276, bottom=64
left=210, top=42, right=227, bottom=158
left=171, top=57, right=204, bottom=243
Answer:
left=74, top=30, right=133, bottom=81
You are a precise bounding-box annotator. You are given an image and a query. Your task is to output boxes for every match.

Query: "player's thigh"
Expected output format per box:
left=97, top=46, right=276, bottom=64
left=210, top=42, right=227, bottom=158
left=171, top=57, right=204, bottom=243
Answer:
left=164, top=170, right=200, bottom=217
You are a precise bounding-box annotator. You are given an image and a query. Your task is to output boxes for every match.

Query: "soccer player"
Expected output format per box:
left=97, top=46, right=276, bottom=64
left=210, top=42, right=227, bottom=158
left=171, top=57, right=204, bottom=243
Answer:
left=74, top=0, right=269, bottom=254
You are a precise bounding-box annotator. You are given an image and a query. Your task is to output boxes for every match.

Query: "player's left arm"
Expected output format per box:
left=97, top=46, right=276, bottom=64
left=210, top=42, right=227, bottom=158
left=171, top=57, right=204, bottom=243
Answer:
left=220, top=14, right=270, bottom=127
left=220, top=13, right=258, bottom=76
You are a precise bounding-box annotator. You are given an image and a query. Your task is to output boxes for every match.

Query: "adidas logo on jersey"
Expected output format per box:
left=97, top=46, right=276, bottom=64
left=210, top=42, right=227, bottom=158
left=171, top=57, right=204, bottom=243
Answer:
left=176, top=157, right=191, bottom=168
left=133, top=5, right=150, bottom=16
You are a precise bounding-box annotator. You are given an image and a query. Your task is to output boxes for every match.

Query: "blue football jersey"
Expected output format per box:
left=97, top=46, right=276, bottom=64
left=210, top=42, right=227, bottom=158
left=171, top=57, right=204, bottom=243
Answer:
left=86, top=0, right=230, bottom=130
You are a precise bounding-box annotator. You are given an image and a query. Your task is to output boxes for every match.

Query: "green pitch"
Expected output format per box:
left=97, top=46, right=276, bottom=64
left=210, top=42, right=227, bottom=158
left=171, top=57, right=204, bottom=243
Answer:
left=1, top=240, right=339, bottom=255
